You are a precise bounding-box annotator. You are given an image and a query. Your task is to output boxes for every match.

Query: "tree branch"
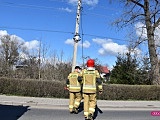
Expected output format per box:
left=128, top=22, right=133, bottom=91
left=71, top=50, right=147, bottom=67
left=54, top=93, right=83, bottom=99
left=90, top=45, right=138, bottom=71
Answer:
left=128, top=0, right=144, bottom=8
left=153, top=18, right=160, bottom=29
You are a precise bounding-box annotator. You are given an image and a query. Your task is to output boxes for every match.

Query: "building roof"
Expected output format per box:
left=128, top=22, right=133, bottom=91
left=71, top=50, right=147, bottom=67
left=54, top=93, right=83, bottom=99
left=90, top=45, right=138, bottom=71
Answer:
left=99, top=66, right=110, bottom=74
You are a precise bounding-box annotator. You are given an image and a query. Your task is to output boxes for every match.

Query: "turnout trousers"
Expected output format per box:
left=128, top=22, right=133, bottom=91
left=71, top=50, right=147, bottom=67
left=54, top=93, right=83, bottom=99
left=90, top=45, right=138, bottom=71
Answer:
left=83, top=93, right=97, bottom=118
left=69, top=92, right=82, bottom=112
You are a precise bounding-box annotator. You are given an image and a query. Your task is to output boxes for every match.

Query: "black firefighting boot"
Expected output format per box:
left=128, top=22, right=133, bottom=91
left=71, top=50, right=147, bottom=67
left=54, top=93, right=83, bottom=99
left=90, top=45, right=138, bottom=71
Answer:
left=73, top=107, right=78, bottom=114
left=85, top=117, right=93, bottom=120
left=88, top=113, right=93, bottom=120
left=70, top=110, right=74, bottom=114
left=85, top=117, right=89, bottom=120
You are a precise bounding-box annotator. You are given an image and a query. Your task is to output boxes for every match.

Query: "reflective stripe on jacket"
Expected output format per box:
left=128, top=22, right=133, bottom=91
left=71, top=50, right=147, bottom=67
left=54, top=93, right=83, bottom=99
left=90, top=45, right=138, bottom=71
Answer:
left=68, top=72, right=81, bottom=92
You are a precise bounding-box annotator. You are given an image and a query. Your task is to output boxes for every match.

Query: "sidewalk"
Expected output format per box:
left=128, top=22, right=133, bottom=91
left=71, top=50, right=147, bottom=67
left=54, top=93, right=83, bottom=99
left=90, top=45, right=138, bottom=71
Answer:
left=0, top=94, right=160, bottom=110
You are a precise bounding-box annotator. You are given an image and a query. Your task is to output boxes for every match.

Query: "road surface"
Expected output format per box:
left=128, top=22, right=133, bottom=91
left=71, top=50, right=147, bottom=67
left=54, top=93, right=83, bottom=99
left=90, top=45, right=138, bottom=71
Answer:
left=0, top=104, right=159, bottom=120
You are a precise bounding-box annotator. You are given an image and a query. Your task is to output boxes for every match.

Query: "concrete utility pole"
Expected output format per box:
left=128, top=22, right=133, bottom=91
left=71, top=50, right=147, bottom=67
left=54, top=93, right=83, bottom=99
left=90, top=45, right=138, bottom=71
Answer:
left=71, top=0, right=82, bottom=72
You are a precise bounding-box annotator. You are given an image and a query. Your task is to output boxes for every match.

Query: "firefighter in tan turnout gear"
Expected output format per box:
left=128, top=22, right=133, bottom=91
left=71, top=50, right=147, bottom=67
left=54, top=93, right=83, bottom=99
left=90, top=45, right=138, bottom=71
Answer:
left=66, top=66, right=82, bottom=114
left=81, top=59, right=103, bottom=120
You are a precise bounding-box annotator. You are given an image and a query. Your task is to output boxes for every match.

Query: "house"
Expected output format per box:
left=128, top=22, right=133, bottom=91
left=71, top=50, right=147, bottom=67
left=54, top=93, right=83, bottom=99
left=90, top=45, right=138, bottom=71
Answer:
left=97, top=66, right=110, bottom=83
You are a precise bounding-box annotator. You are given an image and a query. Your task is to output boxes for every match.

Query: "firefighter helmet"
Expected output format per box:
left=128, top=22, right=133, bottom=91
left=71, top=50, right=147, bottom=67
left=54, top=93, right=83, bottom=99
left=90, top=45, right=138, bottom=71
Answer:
left=87, top=59, right=95, bottom=67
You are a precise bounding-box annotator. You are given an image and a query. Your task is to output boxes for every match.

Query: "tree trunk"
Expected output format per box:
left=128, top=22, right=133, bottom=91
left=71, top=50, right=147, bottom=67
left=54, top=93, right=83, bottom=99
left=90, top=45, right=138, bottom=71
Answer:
left=144, top=0, right=160, bottom=84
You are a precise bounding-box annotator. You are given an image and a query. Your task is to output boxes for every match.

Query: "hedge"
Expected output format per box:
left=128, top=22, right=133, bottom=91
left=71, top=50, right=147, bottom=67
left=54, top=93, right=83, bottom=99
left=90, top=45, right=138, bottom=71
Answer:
left=0, top=77, right=159, bottom=100
left=98, top=84, right=160, bottom=100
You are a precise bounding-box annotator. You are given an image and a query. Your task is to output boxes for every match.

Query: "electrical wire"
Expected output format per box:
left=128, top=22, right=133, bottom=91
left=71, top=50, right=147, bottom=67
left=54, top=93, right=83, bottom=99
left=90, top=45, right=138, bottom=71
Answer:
left=0, top=26, right=149, bottom=47
left=0, top=26, right=74, bottom=34
left=0, top=1, right=118, bottom=18
left=0, top=26, right=134, bottom=43
left=83, top=33, right=128, bottom=42
left=0, top=2, right=57, bottom=10
left=0, top=0, right=145, bottom=44
left=0, top=1, right=76, bottom=13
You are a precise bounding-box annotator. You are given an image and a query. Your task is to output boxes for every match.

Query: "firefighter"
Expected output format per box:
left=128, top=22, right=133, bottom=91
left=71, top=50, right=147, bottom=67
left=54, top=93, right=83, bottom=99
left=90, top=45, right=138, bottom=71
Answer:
left=66, top=66, right=82, bottom=114
left=81, top=59, right=103, bottom=120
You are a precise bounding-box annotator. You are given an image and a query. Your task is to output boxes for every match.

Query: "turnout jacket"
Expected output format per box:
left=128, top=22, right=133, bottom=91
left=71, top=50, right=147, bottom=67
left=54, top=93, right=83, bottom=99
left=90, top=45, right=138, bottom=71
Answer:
left=66, top=71, right=82, bottom=92
left=81, top=68, right=103, bottom=93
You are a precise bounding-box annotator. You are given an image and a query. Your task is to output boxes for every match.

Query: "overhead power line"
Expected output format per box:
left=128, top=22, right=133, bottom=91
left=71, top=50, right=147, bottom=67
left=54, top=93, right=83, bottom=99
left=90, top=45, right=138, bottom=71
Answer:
left=0, top=26, right=74, bottom=34
left=0, top=26, right=129, bottom=42
left=0, top=2, right=117, bottom=18
left=82, top=11, right=111, bottom=18
left=83, top=33, right=128, bottom=42
left=0, top=2, right=63, bottom=11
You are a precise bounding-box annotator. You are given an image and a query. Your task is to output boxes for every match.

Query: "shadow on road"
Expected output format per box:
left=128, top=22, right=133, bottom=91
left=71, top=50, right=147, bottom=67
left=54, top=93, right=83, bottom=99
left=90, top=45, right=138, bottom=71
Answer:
left=93, top=105, right=103, bottom=119
left=0, top=104, right=29, bottom=120
left=78, top=102, right=84, bottom=113
left=78, top=102, right=103, bottom=120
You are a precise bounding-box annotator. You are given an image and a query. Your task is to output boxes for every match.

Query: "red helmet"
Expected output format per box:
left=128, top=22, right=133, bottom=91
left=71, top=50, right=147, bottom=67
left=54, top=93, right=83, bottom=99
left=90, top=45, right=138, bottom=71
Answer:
left=87, top=59, right=95, bottom=67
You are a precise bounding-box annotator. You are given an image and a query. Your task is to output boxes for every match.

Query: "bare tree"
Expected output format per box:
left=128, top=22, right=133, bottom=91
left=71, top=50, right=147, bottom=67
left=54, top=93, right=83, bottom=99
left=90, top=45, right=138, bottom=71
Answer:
left=0, top=35, right=25, bottom=76
left=113, top=0, right=160, bottom=84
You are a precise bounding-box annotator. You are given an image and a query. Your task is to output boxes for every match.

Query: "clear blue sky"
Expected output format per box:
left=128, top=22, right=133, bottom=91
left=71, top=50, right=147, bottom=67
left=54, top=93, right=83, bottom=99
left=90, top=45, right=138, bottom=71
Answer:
left=0, top=0, right=139, bottom=69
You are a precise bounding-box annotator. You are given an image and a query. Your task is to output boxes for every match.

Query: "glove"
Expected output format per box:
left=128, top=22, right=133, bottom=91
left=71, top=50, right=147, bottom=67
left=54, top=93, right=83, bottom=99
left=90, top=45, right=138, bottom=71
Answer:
left=64, top=86, right=69, bottom=91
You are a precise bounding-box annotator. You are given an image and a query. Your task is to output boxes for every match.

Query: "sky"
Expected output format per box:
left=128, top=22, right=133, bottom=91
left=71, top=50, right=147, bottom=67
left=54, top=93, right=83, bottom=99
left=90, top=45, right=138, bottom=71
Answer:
left=1, top=0, right=159, bottom=69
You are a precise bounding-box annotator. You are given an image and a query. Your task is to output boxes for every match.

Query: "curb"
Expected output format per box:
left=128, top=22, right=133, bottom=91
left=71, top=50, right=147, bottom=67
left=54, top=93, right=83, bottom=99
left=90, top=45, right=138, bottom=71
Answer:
left=0, top=95, right=160, bottom=110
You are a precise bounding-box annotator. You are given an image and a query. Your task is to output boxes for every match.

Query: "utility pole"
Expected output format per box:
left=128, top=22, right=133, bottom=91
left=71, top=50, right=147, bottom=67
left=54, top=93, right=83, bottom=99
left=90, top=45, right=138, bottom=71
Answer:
left=72, top=0, right=82, bottom=72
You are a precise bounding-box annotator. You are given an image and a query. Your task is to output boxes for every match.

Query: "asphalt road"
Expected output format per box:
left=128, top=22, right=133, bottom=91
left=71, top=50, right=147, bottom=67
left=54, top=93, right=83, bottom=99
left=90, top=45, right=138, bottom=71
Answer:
left=0, top=104, right=159, bottom=120
left=0, top=95, right=160, bottom=120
